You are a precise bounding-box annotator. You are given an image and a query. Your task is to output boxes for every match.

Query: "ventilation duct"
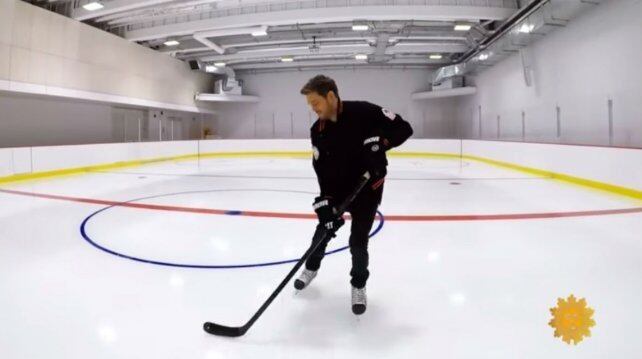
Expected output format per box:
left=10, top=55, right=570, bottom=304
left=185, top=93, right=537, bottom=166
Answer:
left=207, top=66, right=242, bottom=94
left=432, top=0, right=603, bottom=85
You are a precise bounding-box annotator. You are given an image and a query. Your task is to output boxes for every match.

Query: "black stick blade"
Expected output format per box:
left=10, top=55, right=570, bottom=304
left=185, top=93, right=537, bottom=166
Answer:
left=203, top=322, right=246, bottom=337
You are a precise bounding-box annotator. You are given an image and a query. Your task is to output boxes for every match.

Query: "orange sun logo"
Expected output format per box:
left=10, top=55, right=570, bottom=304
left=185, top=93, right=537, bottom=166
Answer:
left=549, top=294, right=596, bottom=345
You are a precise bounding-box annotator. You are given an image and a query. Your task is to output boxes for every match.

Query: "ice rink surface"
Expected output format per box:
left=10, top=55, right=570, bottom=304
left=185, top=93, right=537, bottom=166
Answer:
left=1, top=155, right=641, bottom=358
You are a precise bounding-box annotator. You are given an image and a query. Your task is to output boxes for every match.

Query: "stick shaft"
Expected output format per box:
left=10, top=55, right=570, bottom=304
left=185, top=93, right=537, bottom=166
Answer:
left=241, top=173, right=370, bottom=331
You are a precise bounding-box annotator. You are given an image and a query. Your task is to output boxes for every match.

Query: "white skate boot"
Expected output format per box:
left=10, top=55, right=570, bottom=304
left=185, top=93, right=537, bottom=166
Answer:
left=294, top=269, right=317, bottom=290
left=351, top=286, right=367, bottom=315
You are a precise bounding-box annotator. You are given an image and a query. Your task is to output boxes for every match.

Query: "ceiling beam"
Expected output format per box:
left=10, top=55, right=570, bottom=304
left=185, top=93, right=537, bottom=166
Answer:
left=193, top=26, right=267, bottom=55
left=72, top=0, right=175, bottom=21
left=372, top=33, right=390, bottom=62
left=385, top=43, right=468, bottom=54
left=162, top=37, right=378, bottom=56
left=199, top=44, right=374, bottom=62
left=230, top=58, right=440, bottom=70
left=93, top=0, right=222, bottom=23
left=124, top=6, right=516, bottom=42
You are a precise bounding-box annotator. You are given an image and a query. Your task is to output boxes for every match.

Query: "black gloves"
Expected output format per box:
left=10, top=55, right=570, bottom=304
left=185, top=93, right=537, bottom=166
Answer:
left=313, top=196, right=345, bottom=232
left=362, top=135, right=389, bottom=190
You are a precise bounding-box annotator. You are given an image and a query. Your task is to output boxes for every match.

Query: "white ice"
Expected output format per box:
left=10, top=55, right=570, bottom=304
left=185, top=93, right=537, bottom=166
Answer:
left=1, top=156, right=641, bottom=358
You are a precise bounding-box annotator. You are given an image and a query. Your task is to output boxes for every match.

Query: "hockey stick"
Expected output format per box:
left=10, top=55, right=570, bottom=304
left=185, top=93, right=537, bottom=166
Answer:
left=203, top=172, right=371, bottom=337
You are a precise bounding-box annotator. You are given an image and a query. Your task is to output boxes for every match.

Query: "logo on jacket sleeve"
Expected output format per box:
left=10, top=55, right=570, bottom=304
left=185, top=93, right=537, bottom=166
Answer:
left=312, top=146, right=320, bottom=160
left=382, top=108, right=396, bottom=120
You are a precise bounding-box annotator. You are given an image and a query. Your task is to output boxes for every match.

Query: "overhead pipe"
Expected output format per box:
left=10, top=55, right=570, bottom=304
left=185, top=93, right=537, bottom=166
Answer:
left=457, top=0, right=549, bottom=64
left=433, top=0, right=601, bottom=84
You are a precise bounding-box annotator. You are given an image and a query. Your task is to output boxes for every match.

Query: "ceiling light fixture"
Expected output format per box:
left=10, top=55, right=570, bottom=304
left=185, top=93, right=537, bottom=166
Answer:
left=82, top=1, right=104, bottom=11
left=454, top=23, right=472, bottom=31
left=251, top=29, right=268, bottom=37
left=518, top=23, right=535, bottom=33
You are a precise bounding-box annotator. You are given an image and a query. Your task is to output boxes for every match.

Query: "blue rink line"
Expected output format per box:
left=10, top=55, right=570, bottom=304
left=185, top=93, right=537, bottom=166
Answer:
left=80, top=189, right=385, bottom=269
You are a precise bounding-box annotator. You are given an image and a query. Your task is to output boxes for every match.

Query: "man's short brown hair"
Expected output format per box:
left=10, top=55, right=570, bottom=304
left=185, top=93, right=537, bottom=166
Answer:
left=300, top=74, right=339, bottom=98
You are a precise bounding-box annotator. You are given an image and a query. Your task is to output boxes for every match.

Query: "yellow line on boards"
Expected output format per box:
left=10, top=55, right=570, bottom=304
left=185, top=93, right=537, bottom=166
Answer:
left=463, top=155, right=642, bottom=202
left=0, top=150, right=640, bottom=202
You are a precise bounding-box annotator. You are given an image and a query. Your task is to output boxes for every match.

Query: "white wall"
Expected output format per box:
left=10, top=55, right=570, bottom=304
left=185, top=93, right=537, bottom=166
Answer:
left=0, top=0, right=213, bottom=109
left=455, top=0, right=642, bottom=147
left=0, top=92, right=215, bottom=147
left=112, top=107, right=148, bottom=143
left=212, top=68, right=457, bottom=139
left=146, top=109, right=216, bottom=142
left=0, top=0, right=220, bottom=147
left=0, top=93, right=115, bottom=147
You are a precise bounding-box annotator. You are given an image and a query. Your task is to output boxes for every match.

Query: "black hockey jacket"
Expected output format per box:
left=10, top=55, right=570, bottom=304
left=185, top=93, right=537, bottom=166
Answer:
left=310, top=100, right=413, bottom=204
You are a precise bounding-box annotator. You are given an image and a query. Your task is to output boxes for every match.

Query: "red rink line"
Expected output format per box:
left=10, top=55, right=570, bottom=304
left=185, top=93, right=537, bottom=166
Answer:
left=1, top=188, right=641, bottom=221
